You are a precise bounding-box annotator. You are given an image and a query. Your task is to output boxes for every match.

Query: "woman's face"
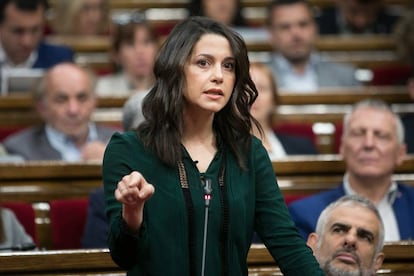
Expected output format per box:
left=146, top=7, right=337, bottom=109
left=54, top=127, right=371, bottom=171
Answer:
left=183, top=33, right=235, bottom=114
left=77, top=0, right=106, bottom=35
left=250, top=66, right=275, bottom=125
left=117, top=26, right=157, bottom=79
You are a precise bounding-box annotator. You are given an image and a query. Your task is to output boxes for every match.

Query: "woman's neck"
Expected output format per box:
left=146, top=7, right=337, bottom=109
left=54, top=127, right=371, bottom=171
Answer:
left=181, top=110, right=216, bottom=172
left=182, top=109, right=215, bottom=144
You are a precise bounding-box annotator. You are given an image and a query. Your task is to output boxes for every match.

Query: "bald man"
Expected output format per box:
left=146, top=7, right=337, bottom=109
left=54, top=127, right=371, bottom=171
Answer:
left=4, top=63, right=117, bottom=161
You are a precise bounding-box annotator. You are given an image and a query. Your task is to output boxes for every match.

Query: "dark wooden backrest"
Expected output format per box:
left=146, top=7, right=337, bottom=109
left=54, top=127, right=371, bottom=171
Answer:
left=0, top=242, right=413, bottom=275
left=1, top=155, right=413, bottom=249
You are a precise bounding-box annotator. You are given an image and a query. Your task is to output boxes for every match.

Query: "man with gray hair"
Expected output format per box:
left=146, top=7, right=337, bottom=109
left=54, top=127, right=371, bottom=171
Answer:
left=3, top=62, right=117, bottom=161
left=289, top=98, right=414, bottom=241
left=307, top=195, right=385, bottom=276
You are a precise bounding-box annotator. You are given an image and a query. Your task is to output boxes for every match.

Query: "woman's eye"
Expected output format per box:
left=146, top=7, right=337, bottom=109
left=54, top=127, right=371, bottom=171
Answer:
left=223, top=62, right=235, bottom=70
left=197, top=59, right=209, bottom=67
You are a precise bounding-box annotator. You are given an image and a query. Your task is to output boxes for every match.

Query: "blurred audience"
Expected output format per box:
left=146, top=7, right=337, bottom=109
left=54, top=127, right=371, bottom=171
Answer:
left=307, top=195, right=385, bottom=276
left=394, top=9, right=414, bottom=67
left=51, top=0, right=110, bottom=36
left=188, top=0, right=247, bottom=27
left=249, top=62, right=318, bottom=159
left=266, top=0, right=360, bottom=93
left=0, top=143, right=23, bottom=162
left=317, top=0, right=399, bottom=35
left=95, top=11, right=158, bottom=97
left=289, top=98, right=414, bottom=241
left=3, top=63, right=117, bottom=161
left=82, top=186, right=107, bottom=248
left=394, top=8, right=414, bottom=153
left=121, top=91, right=147, bottom=131
left=404, top=71, right=414, bottom=154
left=0, top=0, right=73, bottom=69
left=0, top=205, right=34, bottom=251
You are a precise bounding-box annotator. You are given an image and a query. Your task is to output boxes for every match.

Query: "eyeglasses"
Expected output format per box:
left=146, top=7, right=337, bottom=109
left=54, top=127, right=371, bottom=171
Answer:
left=111, top=10, right=147, bottom=25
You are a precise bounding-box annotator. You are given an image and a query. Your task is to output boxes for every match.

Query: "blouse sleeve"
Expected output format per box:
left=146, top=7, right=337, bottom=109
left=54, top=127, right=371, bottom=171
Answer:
left=252, top=138, right=324, bottom=275
left=102, top=132, right=149, bottom=269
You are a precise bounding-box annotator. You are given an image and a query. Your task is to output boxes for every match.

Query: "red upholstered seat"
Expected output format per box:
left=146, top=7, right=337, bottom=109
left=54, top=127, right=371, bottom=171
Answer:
left=283, top=194, right=308, bottom=206
left=334, top=122, right=344, bottom=154
left=370, top=64, right=412, bottom=86
left=1, top=202, right=37, bottom=244
left=49, top=198, right=89, bottom=249
left=0, top=127, right=23, bottom=142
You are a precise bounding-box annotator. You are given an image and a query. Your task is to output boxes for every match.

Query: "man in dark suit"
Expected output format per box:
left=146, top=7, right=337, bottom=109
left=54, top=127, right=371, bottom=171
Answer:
left=81, top=187, right=108, bottom=248
left=289, top=99, right=414, bottom=242
left=0, top=0, right=73, bottom=69
left=317, top=0, right=399, bottom=35
left=4, top=63, right=117, bottom=161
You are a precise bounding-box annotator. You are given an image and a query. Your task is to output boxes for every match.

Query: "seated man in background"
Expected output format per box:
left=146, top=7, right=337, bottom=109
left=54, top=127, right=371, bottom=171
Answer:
left=266, top=0, right=360, bottom=93
left=3, top=63, right=117, bottom=161
left=0, top=0, right=73, bottom=69
left=317, top=0, right=399, bottom=35
left=289, top=98, right=414, bottom=241
left=307, top=195, right=385, bottom=276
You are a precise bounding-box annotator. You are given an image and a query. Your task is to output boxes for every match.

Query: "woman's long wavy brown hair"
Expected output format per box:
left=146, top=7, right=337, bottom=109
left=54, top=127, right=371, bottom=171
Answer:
left=138, top=16, right=260, bottom=169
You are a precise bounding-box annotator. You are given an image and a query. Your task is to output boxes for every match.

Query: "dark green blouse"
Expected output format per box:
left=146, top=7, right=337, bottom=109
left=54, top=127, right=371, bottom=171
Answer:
left=103, top=131, right=323, bottom=275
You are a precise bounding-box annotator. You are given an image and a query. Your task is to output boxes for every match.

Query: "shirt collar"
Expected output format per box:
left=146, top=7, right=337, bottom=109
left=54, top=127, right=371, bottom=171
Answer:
left=272, top=53, right=320, bottom=72
left=0, top=42, right=38, bottom=68
left=343, top=173, right=398, bottom=205
left=45, top=123, right=98, bottom=146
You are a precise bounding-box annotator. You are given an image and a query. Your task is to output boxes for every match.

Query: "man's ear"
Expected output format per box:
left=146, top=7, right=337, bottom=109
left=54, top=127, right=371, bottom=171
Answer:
left=306, top=232, right=319, bottom=253
left=374, top=252, right=385, bottom=272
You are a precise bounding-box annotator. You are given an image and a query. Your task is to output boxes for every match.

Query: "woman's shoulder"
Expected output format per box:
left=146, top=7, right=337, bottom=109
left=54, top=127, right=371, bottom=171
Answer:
left=108, top=130, right=142, bottom=146
left=249, top=135, right=271, bottom=163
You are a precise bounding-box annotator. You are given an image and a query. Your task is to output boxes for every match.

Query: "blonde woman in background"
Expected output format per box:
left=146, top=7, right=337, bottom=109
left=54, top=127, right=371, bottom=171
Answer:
left=51, top=0, right=110, bottom=36
left=250, top=62, right=318, bottom=160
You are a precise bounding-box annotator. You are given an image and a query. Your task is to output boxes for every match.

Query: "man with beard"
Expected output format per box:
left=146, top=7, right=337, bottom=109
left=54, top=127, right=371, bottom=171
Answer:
left=307, top=195, right=385, bottom=276
left=266, top=0, right=360, bottom=92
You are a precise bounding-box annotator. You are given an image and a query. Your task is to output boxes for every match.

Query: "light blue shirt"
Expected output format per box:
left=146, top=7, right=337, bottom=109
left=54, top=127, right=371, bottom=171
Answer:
left=271, top=54, right=319, bottom=93
left=343, top=174, right=400, bottom=241
left=45, top=123, right=98, bottom=162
